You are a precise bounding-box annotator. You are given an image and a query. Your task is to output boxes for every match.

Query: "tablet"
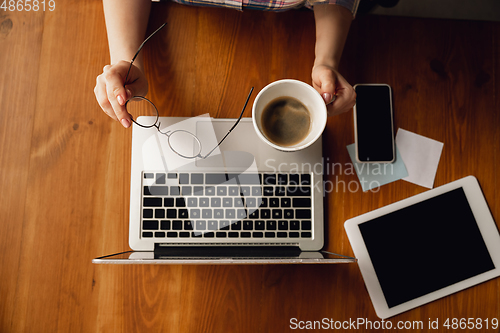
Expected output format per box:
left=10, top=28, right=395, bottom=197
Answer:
left=344, top=176, right=500, bottom=319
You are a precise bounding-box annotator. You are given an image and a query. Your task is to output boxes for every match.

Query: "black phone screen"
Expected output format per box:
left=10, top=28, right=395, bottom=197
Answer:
left=355, top=85, right=394, bottom=162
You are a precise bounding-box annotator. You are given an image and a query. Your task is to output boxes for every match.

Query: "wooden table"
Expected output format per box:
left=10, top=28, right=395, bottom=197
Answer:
left=1, top=1, right=499, bottom=331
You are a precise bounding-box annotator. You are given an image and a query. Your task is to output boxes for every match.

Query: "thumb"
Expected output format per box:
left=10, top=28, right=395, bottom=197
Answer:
left=318, top=71, right=336, bottom=104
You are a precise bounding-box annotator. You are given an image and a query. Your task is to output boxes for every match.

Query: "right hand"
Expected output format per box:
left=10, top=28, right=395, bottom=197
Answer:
left=94, top=60, right=148, bottom=128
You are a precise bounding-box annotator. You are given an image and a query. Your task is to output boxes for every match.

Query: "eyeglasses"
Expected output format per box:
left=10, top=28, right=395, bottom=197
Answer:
left=124, top=23, right=254, bottom=159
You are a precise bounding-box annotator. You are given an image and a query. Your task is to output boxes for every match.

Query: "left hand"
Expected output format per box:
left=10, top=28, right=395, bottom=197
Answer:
left=312, top=65, right=356, bottom=116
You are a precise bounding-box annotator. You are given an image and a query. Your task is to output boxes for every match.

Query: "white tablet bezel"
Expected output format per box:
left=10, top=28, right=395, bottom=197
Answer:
left=344, top=176, right=500, bottom=319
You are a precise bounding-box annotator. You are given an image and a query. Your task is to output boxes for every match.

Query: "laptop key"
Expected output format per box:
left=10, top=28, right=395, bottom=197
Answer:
left=143, top=220, right=158, bottom=230
left=181, top=186, right=192, bottom=196
left=263, top=174, right=276, bottom=185
left=248, top=209, right=259, bottom=219
left=301, top=232, right=312, bottom=238
left=214, top=209, right=224, bottom=219
left=144, top=186, right=169, bottom=196
left=179, top=173, right=189, bottom=184
left=156, top=173, right=166, bottom=184
left=193, top=186, right=204, bottom=196
left=231, top=221, right=242, bottom=230
left=289, top=232, right=299, bottom=238
left=166, top=209, right=176, bottom=218
left=172, top=220, right=182, bottom=230
left=179, top=232, right=190, bottom=238
left=144, top=173, right=154, bottom=179
left=290, top=220, right=300, bottom=230
left=243, top=220, right=253, bottom=230
left=277, top=232, right=287, bottom=238
left=270, top=198, right=279, bottom=207
left=206, top=173, right=227, bottom=185
left=155, top=209, right=165, bottom=218
left=272, top=209, right=282, bottom=219
left=199, top=198, right=209, bottom=207
left=143, top=209, right=153, bottom=218
left=176, top=198, right=186, bottom=207
left=289, top=174, right=300, bottom=186
left=263, top=187, right=274, bottom=196
left=255, top=220, right=265, bottom=230
left=223, top=198, right=232, bottom=207
left=216, top=232, right=227, bottom=238
left=266, top=220, right=277, bottom=230
left=160, top=220, right=171, bottom=230
left=278, top=220, right=288, bottom=230
left=191, top=173, right=204, bottom=184
left=260, top=209, right=271, bottom=219
left=204, top=232, right=215, bottom=238
left=293, top=198, right=311, bottom=207
left=196, top=220, right=206, bottom=230
left=205, top=187, right=216, bottom=196
left=188, top=197, right=198, bottom=207
left=167, top=232, right=177, bottom=238
left=265, top=232, right=276, bottom=238
left=277, top=174, right=287, bottom=185
left=301, top=174, right=311, bottom=185
left=253, top=232, right=263, bottom=238
left=228, top=232, right=239, bottom=238
left=296, top=210, right=311, bottom=219
left=155, top=232, right=166, bottom=238
left=189, top=209, right=200, bottom=219
left=286, top=186, right=311, bottom=197
left=164, top=198, right=174, bottom=207
left=301, top=220, right=312, bottom=230
left=284, top=209, right=294, bottom=219
left=143, top=197, right=162, bottom=207
left=275, top=187, right=286, bottom=196
left=225, top=209, right=235, bottom=219
left=202, top=209, right=212, bottom=219
left=184, top=221, right=194, bottom=230
left=170, top=186, right=180, bottom=196
left=179, top=209, right=189, bottom=219
left=241, top=232, right=251, bottom=238
left=281, top=198, right=291, bottom=207
left=208, top=220, right=218, bottom=230
left=142, top=232, right=153, bottom=238
left=217, top=186, right=227, bottom=196
left=220, top=220, right=230, bottom=230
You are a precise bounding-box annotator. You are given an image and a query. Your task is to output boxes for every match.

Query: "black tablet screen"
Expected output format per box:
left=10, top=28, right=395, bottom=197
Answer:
left=359, top=187, right=495, bottom=308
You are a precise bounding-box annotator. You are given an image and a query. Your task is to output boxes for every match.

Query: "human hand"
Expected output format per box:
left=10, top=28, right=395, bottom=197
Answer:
left=312, top=65, right=356, bottom=116
left=94, top=60, right=148, bottom=128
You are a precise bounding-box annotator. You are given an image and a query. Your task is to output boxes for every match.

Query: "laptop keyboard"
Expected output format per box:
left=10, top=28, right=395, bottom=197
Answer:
left=140, top=172, right=313, bottom=239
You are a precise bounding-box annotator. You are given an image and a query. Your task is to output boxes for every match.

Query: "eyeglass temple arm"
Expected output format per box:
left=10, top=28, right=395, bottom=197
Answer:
left=202, top=87, right=254, bottom=159
left=125, top=22, right=168, bottom=82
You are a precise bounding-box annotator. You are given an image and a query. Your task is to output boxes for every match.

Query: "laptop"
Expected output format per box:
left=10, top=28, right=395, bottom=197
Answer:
left=93, top=114, right=355, bottom=264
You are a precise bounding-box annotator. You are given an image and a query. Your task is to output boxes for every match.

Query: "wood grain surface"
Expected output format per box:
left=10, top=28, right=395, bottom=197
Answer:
left=0, top=1, right=499, bottom=332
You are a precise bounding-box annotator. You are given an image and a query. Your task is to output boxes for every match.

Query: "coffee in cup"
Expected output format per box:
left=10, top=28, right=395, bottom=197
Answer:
left=252, top=79, right=327, bottom=152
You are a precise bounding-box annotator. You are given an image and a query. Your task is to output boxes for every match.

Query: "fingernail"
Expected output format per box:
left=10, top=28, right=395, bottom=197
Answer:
left=322, top=93, right=332, bottom=104
left=117, top=95, right=125, bottom=105
left=121, top=118, right=130, bottom=128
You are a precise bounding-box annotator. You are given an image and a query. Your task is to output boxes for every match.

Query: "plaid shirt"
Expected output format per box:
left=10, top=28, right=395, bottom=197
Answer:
left=169, top=0, right=359, bottom=14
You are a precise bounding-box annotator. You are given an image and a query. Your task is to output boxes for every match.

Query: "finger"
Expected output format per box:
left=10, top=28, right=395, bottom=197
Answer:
left=104, top=68, right=132, bottom=128
left=328, top=85, right=356, bottom=116
left=94, top=76, right=117, bottom=121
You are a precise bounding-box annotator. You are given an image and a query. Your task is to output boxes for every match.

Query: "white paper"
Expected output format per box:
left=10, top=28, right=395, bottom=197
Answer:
left=395, top=129, right=444, bottom=188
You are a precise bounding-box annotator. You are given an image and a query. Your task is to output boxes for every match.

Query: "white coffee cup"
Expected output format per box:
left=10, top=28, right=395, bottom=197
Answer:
left=252, top=79, right=327, bottom=152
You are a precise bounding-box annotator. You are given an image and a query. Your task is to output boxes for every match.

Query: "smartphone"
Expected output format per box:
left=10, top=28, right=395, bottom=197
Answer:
left=353, top=84, right=395, bottom=163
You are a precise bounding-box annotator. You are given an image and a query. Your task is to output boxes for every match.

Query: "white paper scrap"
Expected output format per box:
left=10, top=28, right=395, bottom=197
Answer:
left=395, top=129, right=444, bottom=188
